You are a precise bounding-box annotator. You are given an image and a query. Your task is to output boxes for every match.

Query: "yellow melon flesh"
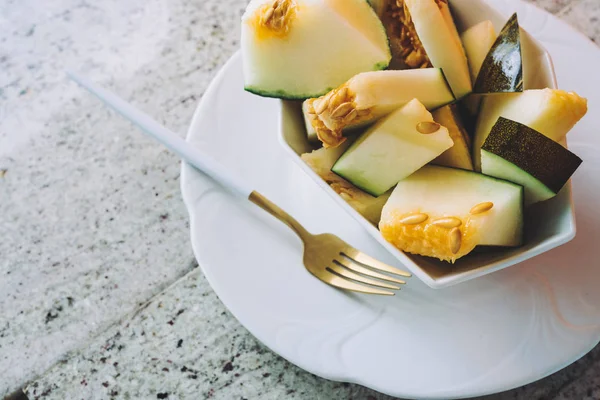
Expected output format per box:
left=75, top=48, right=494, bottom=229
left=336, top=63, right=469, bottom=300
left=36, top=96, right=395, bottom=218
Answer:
left=380, top=211, right=481, bottom=263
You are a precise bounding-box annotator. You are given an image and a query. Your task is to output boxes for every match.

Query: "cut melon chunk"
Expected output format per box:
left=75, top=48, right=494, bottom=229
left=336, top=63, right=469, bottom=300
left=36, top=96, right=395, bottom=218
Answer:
left=431, top=105, right=473, bottom=170
left=481, top=117, right=583, bottom=205
left=332, top=99, right=454, bottom=196
left=404, top=0, right=472, bottom=99
left=474, top=13, right=523, bottom=93
left=304, top=69, right=454, bottom=147
left=241, top=0, right=391, bottom=99
left=379, top=165, right=524, bottom=263
left=473, top=89, right=588, bottom=170
left=301, top=142, right=391, bottom=224
left=461, top=20, right=497, bottom=116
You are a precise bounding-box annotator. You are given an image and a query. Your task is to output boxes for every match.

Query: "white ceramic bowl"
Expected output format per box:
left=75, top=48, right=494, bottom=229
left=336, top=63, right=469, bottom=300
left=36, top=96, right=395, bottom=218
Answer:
left=278, top=0, right=576, bottom=289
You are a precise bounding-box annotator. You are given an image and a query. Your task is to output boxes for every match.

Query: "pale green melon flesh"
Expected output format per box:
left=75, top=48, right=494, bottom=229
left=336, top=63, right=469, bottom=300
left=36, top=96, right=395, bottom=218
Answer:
left=242, top=0, right=391, bottom=99
left=461, top=20, right=497, bottom=116
left=462, top=20, right=497, bottom=83
left=332, top=99, right=454, bottom=196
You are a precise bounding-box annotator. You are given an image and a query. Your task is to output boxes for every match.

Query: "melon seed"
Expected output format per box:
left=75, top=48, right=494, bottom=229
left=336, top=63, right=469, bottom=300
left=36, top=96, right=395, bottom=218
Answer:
left=271, top=17, right=284, bottom=30
left=399, top=213, right=429, bottom=225
left=449, top=227, right=462, bottom=254
left=470, top=202, right=494, bottom=215
left=416, top=121, right=441, bottom=134
left=334, top=87, right=348, bottom=104
left=273, top=6, right=284, bottom=20
left=357, top=109, right=371, bottom=118
left=343, top=109, right=358, bottom=123
left=330, top=102, right=354, bottom=119
left=432, top=217, right=462, bottom=229
left=263, top=7, right=275, bottom=23
left=313, top=99, right=328, bottom=115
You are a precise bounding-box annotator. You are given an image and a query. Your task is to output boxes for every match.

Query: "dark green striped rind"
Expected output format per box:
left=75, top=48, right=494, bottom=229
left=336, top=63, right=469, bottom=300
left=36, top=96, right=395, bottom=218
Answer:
left=244, top=61, right=390, bottom=100
left=474, top=13, right=523, bottom=94
left=482, top=117, right=582, bottom=193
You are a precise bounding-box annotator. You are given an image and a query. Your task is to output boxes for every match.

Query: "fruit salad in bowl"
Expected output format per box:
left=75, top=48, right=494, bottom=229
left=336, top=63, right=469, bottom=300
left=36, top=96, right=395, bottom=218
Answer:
left=240, top=0, right=588, bottom=288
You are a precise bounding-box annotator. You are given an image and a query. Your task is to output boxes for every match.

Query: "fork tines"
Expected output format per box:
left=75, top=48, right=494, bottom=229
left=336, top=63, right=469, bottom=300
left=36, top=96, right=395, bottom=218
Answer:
left=325, top=249, right=411, bottom=296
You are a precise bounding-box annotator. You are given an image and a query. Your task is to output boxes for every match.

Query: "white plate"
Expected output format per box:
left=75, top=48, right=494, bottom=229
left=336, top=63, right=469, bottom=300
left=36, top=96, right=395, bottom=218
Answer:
left=180, top=1, right=600, bottom=398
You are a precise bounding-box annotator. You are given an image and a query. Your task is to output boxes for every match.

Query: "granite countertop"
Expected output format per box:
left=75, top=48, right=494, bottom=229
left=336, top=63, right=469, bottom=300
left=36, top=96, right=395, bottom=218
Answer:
left=1, top=0, right=599, bottom=399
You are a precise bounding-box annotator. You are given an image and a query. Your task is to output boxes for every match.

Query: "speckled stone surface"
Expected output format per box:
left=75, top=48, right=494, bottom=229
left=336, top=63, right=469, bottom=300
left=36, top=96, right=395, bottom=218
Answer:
left=1, top=0, right=243, bottom=396
left=2, top=0, right=599, bottom=399
left=20, top=267, right=600, bottom=400
left=528, top=0, right=574, bottom=14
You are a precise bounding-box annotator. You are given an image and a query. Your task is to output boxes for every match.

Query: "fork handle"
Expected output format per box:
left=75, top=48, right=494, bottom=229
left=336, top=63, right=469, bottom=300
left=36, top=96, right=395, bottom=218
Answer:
left=67, top=71, right=253, bottom=199
left=69, top=71, right=311, bottom=239
left=249, top=191, right=310, bottom=239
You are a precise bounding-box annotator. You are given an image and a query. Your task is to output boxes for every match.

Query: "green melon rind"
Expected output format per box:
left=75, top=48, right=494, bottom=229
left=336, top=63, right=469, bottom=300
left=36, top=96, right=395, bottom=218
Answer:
left=366, top=0, right=391, bottom=62
left=474, top=13, right=523, bottom=93
left=331, top=128, right=383, bottom=197
left=331, top=100, right=454, bottom=197
left=244, top=86, right=335, bottom=100
left=481, top=150, right=555, bottom=205
left=244, top=61, right=390, bottom=100
left=481, top=117, right=582, bottom=194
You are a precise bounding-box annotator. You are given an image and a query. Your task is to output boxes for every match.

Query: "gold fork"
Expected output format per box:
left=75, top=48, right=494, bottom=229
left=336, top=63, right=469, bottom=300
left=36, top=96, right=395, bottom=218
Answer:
left=250, top=193, right=411, bottom=295
left=68, top=71, right=412, bottom=296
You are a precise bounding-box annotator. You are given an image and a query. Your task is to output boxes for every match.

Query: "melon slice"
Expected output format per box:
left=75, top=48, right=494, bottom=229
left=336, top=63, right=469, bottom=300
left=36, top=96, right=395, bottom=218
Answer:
left=474, top=13, right=523, bottom=94
left=431, top=104, right=473, bottom=170
left=473, top=89, right=588, bottom=170
left=304, top=69, right=454, bottom=147
left=301, top=142, right=391, bottom=224
left=241, top=0, right=391, bottom=99
left=332, top=99, right=454, bottom=197
left=461, top=20, right=497, bottom=115
left=379, top=165, right=524, bottom=263
left=481, top=117, right=583, bottom=205
left=403, top=0, right=472, bottom=99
